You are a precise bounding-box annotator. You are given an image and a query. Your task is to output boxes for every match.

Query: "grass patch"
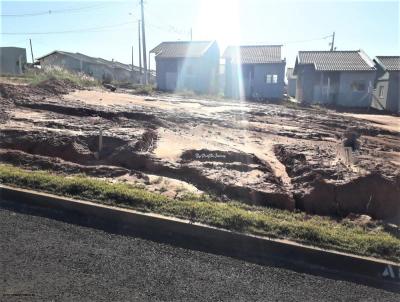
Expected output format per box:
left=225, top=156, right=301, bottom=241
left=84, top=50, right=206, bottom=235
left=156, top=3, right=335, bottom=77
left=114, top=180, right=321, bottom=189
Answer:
left=17, top=67, right=99, bottom=87
left=134, top=84, right=155, bottom=95
left=0, top=164, right=399, bottom=262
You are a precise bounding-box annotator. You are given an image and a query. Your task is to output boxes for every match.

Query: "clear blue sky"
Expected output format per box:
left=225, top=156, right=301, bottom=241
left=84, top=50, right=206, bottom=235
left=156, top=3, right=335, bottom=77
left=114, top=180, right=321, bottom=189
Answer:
left=1, top=0, right=399, bottom=69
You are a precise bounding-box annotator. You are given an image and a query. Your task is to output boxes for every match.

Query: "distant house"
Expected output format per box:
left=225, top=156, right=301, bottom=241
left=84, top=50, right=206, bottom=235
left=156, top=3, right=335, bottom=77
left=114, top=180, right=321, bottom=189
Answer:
left=286, top=67, right=297, bottom=98
left=223, top=45, right=286, bottom=100
left=294, top=50, right=376, bottom=107
left=150, top=41, right=220, bottom=94
left=372, top=56, right=400, bottom=113
left=36, top=50, right=141, bottom=83
left=0, top=47, right=27, bottom=75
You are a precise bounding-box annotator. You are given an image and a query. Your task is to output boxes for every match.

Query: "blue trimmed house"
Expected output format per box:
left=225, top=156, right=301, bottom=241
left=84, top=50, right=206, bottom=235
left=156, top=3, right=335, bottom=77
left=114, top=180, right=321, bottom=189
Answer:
left=150, top=41, right=220, bottom=94
left=293, top=50, right=376, bottom=107
left=223, top=45, right=286, bottom=100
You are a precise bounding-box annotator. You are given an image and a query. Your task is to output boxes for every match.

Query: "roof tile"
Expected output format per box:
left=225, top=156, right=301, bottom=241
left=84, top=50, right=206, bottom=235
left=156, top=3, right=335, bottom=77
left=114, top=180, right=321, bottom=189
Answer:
left=376, top=56, right=400, bottom=71
left=223, top=45, right=283, bottom=64
left=150, top=41, right=215, bottom=58
left=297, top=50, right=375, bottom=71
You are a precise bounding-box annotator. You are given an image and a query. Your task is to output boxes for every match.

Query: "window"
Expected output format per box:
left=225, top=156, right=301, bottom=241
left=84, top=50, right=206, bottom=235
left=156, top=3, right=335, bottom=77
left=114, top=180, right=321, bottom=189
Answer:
left=378, top=86, right=384, bottom=98
left=351, top=81, right=366, bottom=92
left=265, top=74, right=278, bottom=84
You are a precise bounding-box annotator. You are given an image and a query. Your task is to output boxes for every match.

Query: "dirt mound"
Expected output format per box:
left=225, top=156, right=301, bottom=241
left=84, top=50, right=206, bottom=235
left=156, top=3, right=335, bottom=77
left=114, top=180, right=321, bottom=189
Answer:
left=0, top=149, right=129, bottom=177
left=336, top=173, right=400, bottom=221
left=0, top=79, right=80, bottom=102
left=0, top=83, right=46, bottom=101
left=17, top=101, right=161, bottom=127
left=274, top=144, right=400, bottom=221
left=0, top=129, right=132, bottom=165
left=298, top=174, right=400, bottom=222
left=273, top=144, right=344, bottom=185
left=35, top=78, right=81, bottom=95
left=0, top=129, right=92, bottom=163
left=176, top=149, right=294, bottom=209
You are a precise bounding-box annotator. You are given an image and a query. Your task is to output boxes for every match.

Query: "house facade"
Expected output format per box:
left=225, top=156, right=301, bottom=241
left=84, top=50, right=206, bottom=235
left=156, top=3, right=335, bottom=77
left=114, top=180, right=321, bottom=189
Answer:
left=37, top=51, right=140, bottom=83
left=150, top=41, right=220, bottom=94
left=286, top=67, right=297, bottom=98
left=223, top=45, right=286, bottom=100
left=294, top=50, right=376, bottom=107
left=0, top=47, right=27, bottom=75
left=372, top=56, right=400, bottom=113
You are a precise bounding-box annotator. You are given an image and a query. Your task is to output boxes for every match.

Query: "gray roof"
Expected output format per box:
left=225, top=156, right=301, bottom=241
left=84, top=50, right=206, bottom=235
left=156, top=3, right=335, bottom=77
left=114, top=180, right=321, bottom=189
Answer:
left=223, top=45, right=283, bottom=64
left=150, top=41, right=215, bottom=58
left=36, top=50, right=137, bottom=71
left=0, top=46, right=26, bottom=51
left=375, top=56, right=400, bottom=71
left=296, top=50, right=376, bottom=71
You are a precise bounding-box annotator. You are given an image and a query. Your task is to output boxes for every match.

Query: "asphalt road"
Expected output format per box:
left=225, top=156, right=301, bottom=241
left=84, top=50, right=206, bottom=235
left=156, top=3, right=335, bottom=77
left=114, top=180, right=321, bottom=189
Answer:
left=1, top=207, right=399, bottom=302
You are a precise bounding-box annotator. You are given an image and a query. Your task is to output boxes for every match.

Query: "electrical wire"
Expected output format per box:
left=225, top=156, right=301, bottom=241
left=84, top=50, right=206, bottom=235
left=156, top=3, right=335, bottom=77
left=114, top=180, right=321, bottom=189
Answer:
left=1, top=21, right=136, bottom=35
left=283, top=34, right=333, bottom=45
left=1, top=3, right=111, bottom=17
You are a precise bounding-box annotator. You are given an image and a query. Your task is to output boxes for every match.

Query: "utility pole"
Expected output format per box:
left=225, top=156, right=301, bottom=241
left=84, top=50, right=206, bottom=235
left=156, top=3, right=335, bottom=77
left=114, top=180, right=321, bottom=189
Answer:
left=140, top=0, right=148, bottom=84
left=330, top=32, right=335, bottom=51
left=148, top=51, right=151, bottom=74
left=131, top=45, right=134, bottom=82
left=138, top=20, right=142, bottom=83
left=29, top=38, right=34, bottom=63
left=131, top=46, right=134, bottom=71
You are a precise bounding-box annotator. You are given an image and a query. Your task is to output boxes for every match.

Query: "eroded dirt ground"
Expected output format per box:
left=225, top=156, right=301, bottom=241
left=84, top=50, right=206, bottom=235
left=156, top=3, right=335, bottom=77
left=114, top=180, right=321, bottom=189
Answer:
left=1, top=80, right=399, bottom=222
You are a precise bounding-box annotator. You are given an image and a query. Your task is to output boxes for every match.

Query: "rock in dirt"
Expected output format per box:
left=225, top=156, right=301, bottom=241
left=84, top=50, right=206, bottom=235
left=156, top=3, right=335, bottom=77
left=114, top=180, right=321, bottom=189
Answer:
left=343, top=127, right=361, bottom=151
left=103, top=83, right=116, bottom=92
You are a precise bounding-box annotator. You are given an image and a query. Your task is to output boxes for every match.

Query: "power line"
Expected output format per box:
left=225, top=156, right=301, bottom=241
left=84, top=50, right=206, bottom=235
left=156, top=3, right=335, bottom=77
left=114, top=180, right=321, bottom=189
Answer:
left=146, top=10, right=189, bottom=36
left=1, top=21, right=136, bottom=35
left=1, top=3, right=111, bottom=17
left=283, top=34, right=333, bottom=45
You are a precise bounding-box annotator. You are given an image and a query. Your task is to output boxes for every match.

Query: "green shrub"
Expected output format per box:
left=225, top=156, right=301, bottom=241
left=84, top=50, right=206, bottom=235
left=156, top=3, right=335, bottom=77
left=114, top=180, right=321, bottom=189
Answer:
left=134, top=85, right=154, bottom=95
left=23, top=67, right=99, bottom=87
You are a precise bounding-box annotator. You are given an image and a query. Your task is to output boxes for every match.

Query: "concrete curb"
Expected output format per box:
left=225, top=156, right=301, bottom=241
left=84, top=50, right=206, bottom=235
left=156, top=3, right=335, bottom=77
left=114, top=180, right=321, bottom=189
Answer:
left=1, top=184, right=399, bottom=291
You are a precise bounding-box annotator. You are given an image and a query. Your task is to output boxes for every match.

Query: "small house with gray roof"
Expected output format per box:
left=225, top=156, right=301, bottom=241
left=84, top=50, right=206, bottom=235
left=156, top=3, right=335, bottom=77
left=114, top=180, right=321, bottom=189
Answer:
left=293, top=50, right=376, bottom=107
left=150, top=41, right=220, bottom=94
left=223, top=45, right=286, bottom=100
left=37, top=50, right=141, bottom=83
left=0, top=47, right=27, bottom=75
left=372, top=56, right=400, bottom=113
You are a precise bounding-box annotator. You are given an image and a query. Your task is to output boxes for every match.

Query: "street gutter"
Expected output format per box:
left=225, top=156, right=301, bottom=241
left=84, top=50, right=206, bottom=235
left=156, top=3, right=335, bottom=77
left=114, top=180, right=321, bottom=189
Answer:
left=1, top=184, right=399, bottom=292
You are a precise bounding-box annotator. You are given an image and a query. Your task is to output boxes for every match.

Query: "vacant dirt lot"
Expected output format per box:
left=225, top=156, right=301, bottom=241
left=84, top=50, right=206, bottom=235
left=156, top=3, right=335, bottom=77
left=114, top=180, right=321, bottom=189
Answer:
left=1, top=80, right=399, bottom=221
